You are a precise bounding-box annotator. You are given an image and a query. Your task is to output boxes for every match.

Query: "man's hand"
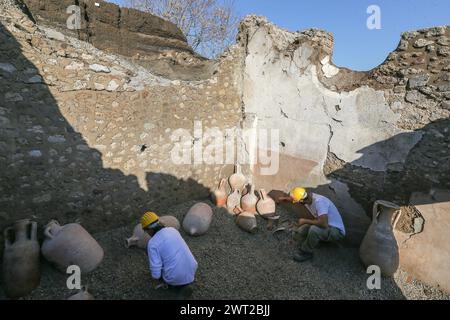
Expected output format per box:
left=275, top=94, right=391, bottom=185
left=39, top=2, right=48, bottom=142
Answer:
left=298, top=218, right=309, bottom=226
left=154, top=277, right=168, bottom=290
left=298, top=215, right=329, bottom=229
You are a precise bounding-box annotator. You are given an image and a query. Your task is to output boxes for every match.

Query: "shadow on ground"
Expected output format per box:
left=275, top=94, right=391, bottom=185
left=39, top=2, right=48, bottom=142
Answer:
left=1, top=201, right=414, bottom=300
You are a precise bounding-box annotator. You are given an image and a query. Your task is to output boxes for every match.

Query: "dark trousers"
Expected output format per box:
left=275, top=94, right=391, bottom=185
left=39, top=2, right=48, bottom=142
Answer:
left=168, top=283, right=194, bottom=299
left=294, top=225, right=344, bottom=253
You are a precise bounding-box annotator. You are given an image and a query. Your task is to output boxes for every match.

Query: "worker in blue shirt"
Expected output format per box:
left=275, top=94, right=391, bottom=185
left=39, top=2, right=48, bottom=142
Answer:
left=277, top=187, right=346, bottom=262
left=141, top=211, right=198, bottom=298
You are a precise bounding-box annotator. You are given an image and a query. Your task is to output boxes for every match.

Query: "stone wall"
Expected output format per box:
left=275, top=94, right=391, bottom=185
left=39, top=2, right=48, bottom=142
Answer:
left=21, top=0, right=216, bottom=80
left=394, top=190, right=450, bottom=294
left=0, top=3, right=242, bottom=237
left=22, top=0, right=191, bottom=56
left=238, top=16, right=449, bottom=243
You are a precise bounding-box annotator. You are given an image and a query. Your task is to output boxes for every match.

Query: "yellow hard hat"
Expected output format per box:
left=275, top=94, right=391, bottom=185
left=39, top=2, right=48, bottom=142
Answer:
left=290, top=187, right=308, bottom=203
left=141, top=211, right=159, bottom=229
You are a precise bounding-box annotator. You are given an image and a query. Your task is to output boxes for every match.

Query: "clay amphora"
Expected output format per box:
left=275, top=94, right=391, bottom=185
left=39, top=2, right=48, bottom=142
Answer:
left=182, top=203, right=213, bottom=236
left=359, top=200, right=400, bottom=277
left=235, top=206, right=257, bottom=233
left=67, top=286, right=94, bottom=300
left=2, top=219, right=40, bottom=299
left=212, top=178, right=228, bottom=207
left=229, top=164, right=246, bottom=191
left=241, top=184, right=249, bottom=196
left=226, top=189, right=241, bottom=215
left=256, top=189, right=276, bottom=218
left=126, top=223, right=151, bottom=249
left=160, top=215, right=181, bottom=230
left=126, top=216, right=180, bottom=249
left=42, top=220, right=104, bottom=273
left=241, top=184, right=257, bottom=213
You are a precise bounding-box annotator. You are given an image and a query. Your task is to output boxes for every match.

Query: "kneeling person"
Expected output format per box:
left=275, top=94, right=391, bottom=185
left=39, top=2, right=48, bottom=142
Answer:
left=278, top=187, right=346, bottom=262
left=141, top=212, right=198, bottom=295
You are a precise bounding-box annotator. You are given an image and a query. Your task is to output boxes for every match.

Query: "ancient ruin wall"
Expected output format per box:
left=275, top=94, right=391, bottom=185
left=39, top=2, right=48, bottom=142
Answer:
left=237, top=16, right=449, bottom=243
left=21, top=0, right=191, bottom=57
left=239, top=16, right=449, bottom=189
left=1, top=0, right=450, bottom=292
left=0, top=2, right=242, bottom=236
left=21, top=0, right=217, bottom=81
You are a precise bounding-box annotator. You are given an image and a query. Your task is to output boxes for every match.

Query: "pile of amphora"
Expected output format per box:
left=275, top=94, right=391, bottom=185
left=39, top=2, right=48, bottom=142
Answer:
left=212, top=164, right=277, bottom=233
left=2, top=219, right=103, bottom=300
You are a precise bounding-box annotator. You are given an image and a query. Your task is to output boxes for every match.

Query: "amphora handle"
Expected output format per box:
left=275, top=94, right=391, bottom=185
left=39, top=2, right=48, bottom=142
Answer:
left=372, top=201, right=381, bottom=224
left=44, top=220, right=61, bottom=239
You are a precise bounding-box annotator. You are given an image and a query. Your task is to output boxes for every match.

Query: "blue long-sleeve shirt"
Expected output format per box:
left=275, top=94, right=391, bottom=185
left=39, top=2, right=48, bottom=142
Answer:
left=147, top=227, right=198, bottom=286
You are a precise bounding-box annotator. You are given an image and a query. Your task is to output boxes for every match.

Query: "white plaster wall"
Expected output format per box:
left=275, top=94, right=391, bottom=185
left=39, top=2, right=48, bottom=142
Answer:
left=242, top=22, right=423, bottom=189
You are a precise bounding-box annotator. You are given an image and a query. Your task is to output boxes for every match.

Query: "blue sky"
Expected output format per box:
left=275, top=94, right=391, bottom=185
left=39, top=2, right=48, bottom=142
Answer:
left=107, top=0, right=450, bottom=71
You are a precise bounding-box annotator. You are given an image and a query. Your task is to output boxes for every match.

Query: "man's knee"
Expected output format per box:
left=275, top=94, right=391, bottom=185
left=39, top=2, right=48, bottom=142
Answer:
left=293, top=224, right=310, bottom=241
left=300, top=226, right=324, bottom=253
left=308, top=225, right=325, bottom=238
left=329, top=227, right=345, bottom=242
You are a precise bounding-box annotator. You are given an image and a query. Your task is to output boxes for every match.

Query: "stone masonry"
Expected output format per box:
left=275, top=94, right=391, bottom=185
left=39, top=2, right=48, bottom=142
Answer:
left=21, top=0, right=216, bottom=81
left=0, top=0, right=241, bottom=237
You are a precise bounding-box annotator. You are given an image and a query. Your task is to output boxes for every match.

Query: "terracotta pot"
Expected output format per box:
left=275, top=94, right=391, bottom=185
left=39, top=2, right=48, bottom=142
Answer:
left=359, top=200, right=400, bottom=277
left=226, top=189, right=241, bottom=215
left=125, top=223, right=151, bottom=249
left=42, top=220, right=104, bottom=273
left=182, top=203, right=213, bottom=236
left=241, top=184, right=249, bottom=196
left=256, top=189, right=276, bottom=218
left=126, top=216, right=180, bottom=249
left=235, top=206, right=257, bottom=233
left=67, top=286, right=94, bottom=300
left=241, top=184, right=257, bottom=213
left=160, top=215, right=181, bottom=230
left=228, top=164, right=246, bottom=192
left=212, top=178, right=228, bottom=207
left=2, top=219, right=40, bottom=299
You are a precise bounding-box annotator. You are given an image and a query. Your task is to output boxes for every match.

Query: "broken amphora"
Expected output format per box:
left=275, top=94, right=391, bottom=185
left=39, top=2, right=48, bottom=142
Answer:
left=42, top=220, right=104, bottom=273
left=2, top=219, right=41, bottom=299
left=182, top=203, right=213, bottom=236
left=235, top=206, right=257, bottom=233
left=67, top=286, right=94, bottom=300
left=126, top=223, right=151, bottom=249
left=359, top=200, right=400, bottom=277
left=159, top=215, right=181, bottom=230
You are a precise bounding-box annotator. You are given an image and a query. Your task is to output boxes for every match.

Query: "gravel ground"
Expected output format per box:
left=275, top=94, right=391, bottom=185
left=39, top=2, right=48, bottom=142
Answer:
left=1, top=200, right=448, bottom=300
